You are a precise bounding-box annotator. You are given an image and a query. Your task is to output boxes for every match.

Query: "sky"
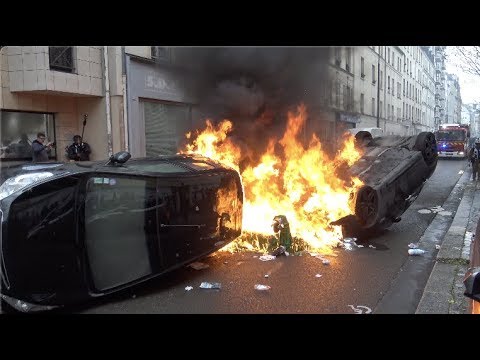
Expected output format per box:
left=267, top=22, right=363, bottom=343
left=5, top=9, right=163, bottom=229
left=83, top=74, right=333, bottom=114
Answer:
left=445, top=46, right=480, bottom=105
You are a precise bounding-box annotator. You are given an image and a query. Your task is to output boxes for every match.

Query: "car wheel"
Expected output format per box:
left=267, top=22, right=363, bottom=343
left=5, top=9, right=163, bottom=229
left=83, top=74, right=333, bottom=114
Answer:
left=414, top=132, right=437, bottom=167
left=355, top=131, right=373, bottom=147
left=355, top=185, right=379, bottom=228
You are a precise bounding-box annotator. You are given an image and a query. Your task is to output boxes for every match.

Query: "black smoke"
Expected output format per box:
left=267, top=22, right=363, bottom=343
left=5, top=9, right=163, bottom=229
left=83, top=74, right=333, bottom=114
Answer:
left=173, top=47, right=332, bottom=164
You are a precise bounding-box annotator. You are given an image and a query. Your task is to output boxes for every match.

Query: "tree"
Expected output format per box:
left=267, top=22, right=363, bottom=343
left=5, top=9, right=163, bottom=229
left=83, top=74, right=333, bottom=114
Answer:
left=451, top=47, right=480, bottom=77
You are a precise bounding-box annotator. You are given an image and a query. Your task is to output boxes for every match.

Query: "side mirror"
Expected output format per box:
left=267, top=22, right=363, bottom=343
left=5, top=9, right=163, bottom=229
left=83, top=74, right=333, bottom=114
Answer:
left=105, top=151, right=131, bottom=166
left=464, top=267, right=480, bottom=302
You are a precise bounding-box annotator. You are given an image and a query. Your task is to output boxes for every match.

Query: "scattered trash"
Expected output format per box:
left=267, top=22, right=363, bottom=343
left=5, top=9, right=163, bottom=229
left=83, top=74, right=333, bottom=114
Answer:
left=254, top=284, right=271, bottom=291
left=459, top=170, right=464, bottom=175
left=438, top=211, right=452, bottom=216
left=435, top=245, right=441, bottom=250
left=408, top=243, right=418, bottom=249
left=430, top=206, right=444, bottom=213
left=344, top=243, right=354, bottom=251
left=185, top=286, right=193, bottom=291
left=418, top=209, right=432, bottom=214
left=309, top=252, right=319, bottom=257
left=188, top=262, right=209, bottom=270
left=357, top=244, right=364, bottom=248
left=322, top=259, right=330, bottom=265
left=271, top=245, right=286, bottom=257
left=315, top=274, right=322, bottom=278
left=343, top=237, right=355, bottom=243
left=199, top=282, right=221, bottom=289
left=214, top=241, right=225, bottom=247
left=368, top=245, right=376, bottom=249
left=253, top=255, right=258, bottom=258
left=132, top=294, right=136, bottom=299
left=259, top=255, right=276, bottom=261
left=264, top=274, right=269, bottom=278
left=408, top=248, right=426, bottom=256
left=285, top=251, right=290, bottom=256
left=348, top=305, right=372, bottom=314
left=223, top=261, right=228, bottom=264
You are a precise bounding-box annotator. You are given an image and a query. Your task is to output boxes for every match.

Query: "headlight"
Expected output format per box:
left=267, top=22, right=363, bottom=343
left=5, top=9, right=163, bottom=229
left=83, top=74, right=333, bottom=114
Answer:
left=0, top=172, right=54, bottom=200
left=459, top=152, right=464, bottom=155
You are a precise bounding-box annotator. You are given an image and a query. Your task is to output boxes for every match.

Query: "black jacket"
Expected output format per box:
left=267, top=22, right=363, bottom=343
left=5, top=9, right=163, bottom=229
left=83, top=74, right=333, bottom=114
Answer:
left=67, top=142, right=91, bottom=161
left=31, top=140, right=50, bottom=162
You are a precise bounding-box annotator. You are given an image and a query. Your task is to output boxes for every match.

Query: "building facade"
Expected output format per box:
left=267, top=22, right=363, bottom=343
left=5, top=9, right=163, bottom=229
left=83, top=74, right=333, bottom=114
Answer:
left=0, top=46, right=126, bottom=166
left=444, top=73, right=462, bottom=124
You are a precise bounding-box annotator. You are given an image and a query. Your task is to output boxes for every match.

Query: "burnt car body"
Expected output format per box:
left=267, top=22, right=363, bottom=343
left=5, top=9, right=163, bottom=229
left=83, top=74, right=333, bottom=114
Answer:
left=333, top=131, right=438, bottom=238
left=0, top=152, right=243, bottom=312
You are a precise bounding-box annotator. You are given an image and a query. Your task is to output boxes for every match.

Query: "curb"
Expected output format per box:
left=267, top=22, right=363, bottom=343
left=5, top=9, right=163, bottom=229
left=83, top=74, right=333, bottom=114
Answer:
left=416, top=169, right=476, bottom=314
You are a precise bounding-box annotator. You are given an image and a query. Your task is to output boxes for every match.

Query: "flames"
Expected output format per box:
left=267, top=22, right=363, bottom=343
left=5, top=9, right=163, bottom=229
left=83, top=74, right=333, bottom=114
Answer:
left=182, top=104, right=364, bottom=254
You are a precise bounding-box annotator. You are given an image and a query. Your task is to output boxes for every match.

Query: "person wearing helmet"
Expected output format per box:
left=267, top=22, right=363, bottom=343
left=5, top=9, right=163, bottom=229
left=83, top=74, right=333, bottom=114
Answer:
left=469, top=138, right=480, bottom=180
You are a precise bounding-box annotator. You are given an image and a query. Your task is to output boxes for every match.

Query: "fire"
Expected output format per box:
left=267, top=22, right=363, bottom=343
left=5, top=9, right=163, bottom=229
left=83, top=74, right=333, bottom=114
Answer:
left=182, top=104, right=364, bottom=254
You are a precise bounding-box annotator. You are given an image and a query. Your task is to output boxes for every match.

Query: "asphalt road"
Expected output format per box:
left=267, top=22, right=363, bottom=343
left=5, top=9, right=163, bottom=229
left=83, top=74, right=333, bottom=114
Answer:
left=73, top=159, right=468, bottom=314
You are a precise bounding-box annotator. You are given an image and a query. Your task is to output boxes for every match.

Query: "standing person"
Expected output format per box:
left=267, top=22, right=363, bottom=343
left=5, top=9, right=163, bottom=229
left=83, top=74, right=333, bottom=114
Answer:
left=31, top=132, right=54, bottom=162
left=67, top=135, right=91, bottom=161
left=468, top=138, right=480, bottom=181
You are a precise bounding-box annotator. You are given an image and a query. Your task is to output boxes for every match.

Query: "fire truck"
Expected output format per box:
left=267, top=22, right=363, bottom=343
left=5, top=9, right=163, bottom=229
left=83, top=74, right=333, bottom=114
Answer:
left=435, top=124, right=470, bottom=159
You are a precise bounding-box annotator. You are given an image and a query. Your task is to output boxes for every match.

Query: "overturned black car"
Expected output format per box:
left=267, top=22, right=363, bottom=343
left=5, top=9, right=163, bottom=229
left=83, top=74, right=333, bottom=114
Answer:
left=333, top=131, right=438, bottom=238
left=0, top=152, right=243, bottom=312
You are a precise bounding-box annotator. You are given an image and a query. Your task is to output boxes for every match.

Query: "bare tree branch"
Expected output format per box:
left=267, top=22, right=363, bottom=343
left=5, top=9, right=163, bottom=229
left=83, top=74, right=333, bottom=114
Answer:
left=452, top=46, right=480, bottom=78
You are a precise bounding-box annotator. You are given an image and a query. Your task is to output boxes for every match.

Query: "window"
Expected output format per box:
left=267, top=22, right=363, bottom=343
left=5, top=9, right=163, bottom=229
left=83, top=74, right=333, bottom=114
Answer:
left=392, top=105, right=395, bottom=120
left=388, top=76, right=391, bottom=92
left=335, top=47, right=341, bottom=65
left=1, top=110, right=56, bottom=161
left=372, top=65, right=376, bottom=83
left=346, top=47, right=351, bottom=72
left=392, top=79, right=395, bottom=96
left=151, top=46, right=172, bottom=62
left=380, top=101, right=383, bottom=118
left=388, top=48, right=391, bottom=64
left=49, top=46, right=74, bottom=73
left=335, top=80, right=340, bottom=107
left=398, top=82, right=401, bottom=98
left=387, top=103, right=390, bottom=119
left=361, top=57, right=365, bottom=77
left=380, top=46, right=383, bottom=58
left=372, top=98, right=375, bottom=116
left=392, top=51, right=395, bottom=67
left=360, top=93, right=365, bottom=114
left=380, top=71, right=383, bottom=89
left=403, top=80, right=406, bottom=96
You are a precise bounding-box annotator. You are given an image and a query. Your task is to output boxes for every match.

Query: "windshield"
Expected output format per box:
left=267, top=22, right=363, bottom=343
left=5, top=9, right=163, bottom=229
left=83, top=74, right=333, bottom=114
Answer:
left=436, top=130, right=466, bottom=141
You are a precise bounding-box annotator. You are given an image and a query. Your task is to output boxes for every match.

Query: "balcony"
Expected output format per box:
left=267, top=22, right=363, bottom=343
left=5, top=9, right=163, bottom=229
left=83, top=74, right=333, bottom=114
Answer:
left=5, top=46, right=103, bottom=96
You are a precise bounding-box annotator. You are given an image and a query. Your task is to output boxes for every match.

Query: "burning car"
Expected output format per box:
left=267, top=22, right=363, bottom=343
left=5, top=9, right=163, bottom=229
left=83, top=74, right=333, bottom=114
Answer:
left=0, top=152, right=243, bottom=313
left=332, top=131, right=438, bottom=238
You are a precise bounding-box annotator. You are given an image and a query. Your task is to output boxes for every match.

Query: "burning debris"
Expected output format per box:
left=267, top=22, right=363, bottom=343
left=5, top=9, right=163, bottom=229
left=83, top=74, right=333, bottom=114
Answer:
left=183, top=105, right=363, bottom=255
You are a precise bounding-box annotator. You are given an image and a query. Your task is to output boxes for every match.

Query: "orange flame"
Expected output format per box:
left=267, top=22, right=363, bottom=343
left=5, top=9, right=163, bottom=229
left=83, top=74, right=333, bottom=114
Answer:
left=182, top=104, right=363, bottom=254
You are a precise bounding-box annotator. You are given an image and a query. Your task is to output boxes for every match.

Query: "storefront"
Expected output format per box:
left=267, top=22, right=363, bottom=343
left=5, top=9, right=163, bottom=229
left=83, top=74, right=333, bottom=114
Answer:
left=1, top=110, right=57, bottom=162
left=125, top=56, right=198, bottom=158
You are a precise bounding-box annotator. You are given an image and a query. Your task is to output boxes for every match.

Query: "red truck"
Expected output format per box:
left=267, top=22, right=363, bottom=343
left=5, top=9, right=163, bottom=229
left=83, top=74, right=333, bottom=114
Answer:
left=435, top=124, right=470, bottom=159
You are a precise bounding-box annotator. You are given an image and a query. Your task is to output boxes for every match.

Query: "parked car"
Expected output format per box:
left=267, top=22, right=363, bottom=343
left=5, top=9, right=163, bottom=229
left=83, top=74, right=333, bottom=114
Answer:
left=332, top=131, right=438, bottom=238
left=0, top=152, right=243, bottom=312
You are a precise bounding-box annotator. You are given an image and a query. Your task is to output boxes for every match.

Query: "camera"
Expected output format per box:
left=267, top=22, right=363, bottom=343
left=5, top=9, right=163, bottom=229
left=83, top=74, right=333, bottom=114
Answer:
left=51, top=142, right=56, bottom=147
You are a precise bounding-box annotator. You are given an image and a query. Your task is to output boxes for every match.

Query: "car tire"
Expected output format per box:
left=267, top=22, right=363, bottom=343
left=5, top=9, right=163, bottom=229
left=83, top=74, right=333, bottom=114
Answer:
left=414, top=132, right=438, bottom=169
left=355, top=131, right=373, bottom=147
left=354, top=185, right=379, bottom=228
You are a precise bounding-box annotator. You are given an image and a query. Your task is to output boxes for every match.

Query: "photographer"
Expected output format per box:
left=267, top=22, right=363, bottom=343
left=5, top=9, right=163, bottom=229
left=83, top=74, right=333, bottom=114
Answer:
left=67, top=135, right=91, bottom=161
left=31, top=132, right=54, bottom=162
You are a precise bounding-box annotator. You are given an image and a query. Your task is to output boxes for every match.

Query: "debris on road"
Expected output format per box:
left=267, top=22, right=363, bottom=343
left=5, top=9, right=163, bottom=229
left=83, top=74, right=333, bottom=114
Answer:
left=315, top=274, right=322, bottom=278
left=459, top=170, right=464, bottom=175
left=430, top=206, right=444, bottom=213
left=408, top=248, right=426, bottom=256
left=356, top=244, right=364, bottom=248
left=254, top=284, right=271, bottom=291
left=188, top=262, right=209, bottom=270
left=199, top=282, right=221, bottom=289
left=264, top=274, right=269, bottom=278
left=132, top=294, right=136, bottom=299
left=368, top=245, right=376, bottom=249
left=223, top=261, right=228, bottom=264
left=348, top=305, right=372, bottom=314
left=435, top=245, right=441, bottom=250
left=418, top=209, right=432, bottom=214
left=253, top=255, right=258, bottom=258
left=408, top=243, right=419, bottom=249
left=259, top=255, right=276, bottom=261
left=185, top=286, right=193, bottom=291
left=321, top=258, right=330, bottom=265
left=438, top=211, right=452, bottom=216
left=271, top=245, right=286, bottom=257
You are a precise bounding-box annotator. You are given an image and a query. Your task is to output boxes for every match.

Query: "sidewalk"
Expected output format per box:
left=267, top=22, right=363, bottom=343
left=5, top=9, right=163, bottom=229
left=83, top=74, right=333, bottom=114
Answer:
left=416, top=167, right=478, bottom=314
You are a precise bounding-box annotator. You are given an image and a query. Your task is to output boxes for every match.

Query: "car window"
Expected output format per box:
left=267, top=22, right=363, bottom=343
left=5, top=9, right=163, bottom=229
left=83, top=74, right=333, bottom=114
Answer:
left=126, top=162, right=190, bottom=173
